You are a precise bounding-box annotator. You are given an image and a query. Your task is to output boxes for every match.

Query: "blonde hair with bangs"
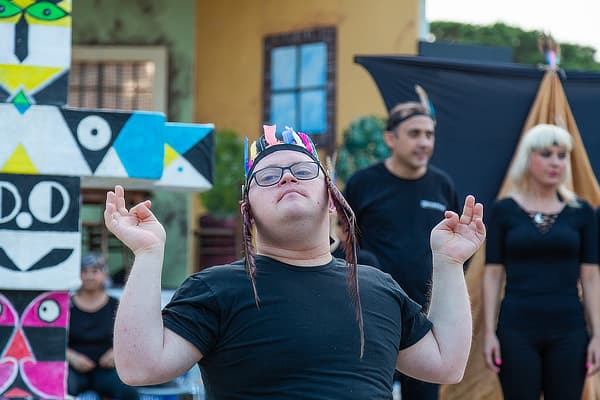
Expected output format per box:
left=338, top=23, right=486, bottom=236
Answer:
left=508, top=124, right=578, bottom=206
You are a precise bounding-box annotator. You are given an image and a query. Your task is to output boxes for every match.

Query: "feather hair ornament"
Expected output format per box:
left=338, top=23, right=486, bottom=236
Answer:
left=415, top=84, right=436, bottom=122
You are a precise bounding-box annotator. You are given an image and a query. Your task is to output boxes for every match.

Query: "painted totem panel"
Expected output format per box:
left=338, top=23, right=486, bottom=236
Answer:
left=156, top=122, right=214, bottom=191
left=0, top=0, right=71, bottom=107
left=0, top=104, right=165, bottom=181
left=0, top=174, right=80, bottom=290
left=0, top=290, right=69, bottom=399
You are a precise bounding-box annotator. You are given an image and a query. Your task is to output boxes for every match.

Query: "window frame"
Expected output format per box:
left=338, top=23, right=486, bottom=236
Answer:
left=263, top=27, right=336, bottom=152
left=71, top=45, right=168, bottom=113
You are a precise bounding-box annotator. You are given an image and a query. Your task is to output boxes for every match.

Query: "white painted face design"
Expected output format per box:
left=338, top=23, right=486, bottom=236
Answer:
left=0, top=175, right=80, bottom=290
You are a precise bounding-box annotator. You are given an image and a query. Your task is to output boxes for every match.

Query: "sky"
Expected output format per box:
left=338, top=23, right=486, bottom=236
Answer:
left=426, top=0, right=600, bottom=60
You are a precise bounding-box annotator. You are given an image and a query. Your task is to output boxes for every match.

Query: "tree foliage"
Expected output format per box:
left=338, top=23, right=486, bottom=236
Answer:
left=200, top=129, right=244, bottom=218
left=430, top=21, right=600, bottom=71
left=335, top=115, right=388, bottom=185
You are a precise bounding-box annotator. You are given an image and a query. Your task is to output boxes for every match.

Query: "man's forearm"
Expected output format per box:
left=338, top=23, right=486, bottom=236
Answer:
left=114, top=246, right=165, bottom=379
left=427, top=254, right=472, bottom=375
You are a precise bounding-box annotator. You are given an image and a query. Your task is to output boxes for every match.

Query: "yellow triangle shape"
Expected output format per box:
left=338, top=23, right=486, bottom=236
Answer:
left=164, top=144, right=180, bottom=167
left=14, top=0, right=36, bottom=8
left=1, top=144, right=38, bottom=174
left=0, top=65, right=64, bottom=93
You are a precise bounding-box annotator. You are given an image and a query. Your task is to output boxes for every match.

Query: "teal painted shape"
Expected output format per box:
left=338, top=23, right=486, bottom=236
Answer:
left=14, top=102, right=31, bottom=114
left=164, top=122, right=214, bottom=155
left=112, top=112, right=165, bottom=179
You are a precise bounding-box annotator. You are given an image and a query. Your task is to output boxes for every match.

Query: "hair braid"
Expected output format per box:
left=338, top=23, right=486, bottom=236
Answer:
left=241, top=195, right=260, bottom=308
left=325, top=174, right=364, bottom=358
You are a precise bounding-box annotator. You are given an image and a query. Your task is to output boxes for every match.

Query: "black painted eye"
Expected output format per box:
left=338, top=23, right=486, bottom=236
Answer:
left=28, top=181, right=70, bottom=224
left=77, top=116, right=113, bottom=151
left=0, top=181, right=21, bottom=224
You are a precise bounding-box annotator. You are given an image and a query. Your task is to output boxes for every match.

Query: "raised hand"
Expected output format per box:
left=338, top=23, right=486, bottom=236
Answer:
left=104, top=185, right=166, bottom=254
left=430, top=195, right=486, bottom=265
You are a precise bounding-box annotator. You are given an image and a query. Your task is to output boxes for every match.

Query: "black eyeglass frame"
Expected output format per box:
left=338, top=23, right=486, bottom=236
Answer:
left=249, top=161, right=321, bottom=188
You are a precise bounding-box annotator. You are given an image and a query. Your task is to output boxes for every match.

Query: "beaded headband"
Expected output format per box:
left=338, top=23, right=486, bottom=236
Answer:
left=244, top=125, right=320, bottom=187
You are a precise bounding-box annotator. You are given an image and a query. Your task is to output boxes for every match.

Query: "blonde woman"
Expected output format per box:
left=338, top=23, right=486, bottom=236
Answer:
left=483, top=124, right=600, bottom=399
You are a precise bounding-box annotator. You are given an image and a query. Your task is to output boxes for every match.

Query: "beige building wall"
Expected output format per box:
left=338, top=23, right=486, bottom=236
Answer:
left=194, top=0, right=419, bottom=139
left=192, top=0, right=419, bottom=265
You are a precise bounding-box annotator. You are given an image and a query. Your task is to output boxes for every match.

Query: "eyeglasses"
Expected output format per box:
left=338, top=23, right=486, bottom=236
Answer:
left=250, top=161, right=320, bottom=187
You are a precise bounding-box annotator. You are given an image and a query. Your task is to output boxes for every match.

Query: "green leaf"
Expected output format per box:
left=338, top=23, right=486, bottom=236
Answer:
left=200, top=129, right=245, bottom=217
left=336, top=115, right=387, bottom=186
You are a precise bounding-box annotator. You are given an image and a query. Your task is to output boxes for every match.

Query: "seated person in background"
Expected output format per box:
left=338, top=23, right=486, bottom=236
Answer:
left=67, top=253, right=139, bottom=400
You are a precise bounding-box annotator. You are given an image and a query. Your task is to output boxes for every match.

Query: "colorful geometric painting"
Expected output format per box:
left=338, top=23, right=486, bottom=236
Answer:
left=0, top=290, right=69, bottom=399
left=0, top=174, right=80, bottom=290
left=0, top=103, right=215, bottom=191
left=0, top=0, right=71, bottom=107
left=0, top=104, right=165, bottom=180
left=156, top=122, right=214, bottom=190
left=0, top=2, right=214, bottom=397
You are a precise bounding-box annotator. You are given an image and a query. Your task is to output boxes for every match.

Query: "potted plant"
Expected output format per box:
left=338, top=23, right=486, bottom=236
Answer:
left=336, top=115, right=388, bottom=185
left=196, top=129, right=245, bottom=268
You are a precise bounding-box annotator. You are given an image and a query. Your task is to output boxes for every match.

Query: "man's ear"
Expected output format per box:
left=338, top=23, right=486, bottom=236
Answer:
left=383, top=131, right=396, bottom=148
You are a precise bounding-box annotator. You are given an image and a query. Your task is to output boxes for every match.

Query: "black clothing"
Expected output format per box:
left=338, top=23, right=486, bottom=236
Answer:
left=331, top=244, right=380, bottom=268
left=399, top=374, right=439, bottom=399
left=486, top=198, right=598, bottom=333
left=162, top=256, right=432, bottom=400
left=486, top=197, right=598, bottom=399
left=68, top=367, right=139, bottom=400
left=69, top=296, right=118, bottom=363
left=345, top=162, right=459, bottom=400
left=497, top=328, right=588, bottom=400
left=68, top=295, right=138, bottom=399
left=345, top=162, right=460, bottom=309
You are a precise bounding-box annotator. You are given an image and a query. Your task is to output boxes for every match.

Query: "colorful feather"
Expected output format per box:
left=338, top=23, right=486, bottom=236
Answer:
left=244, top=137, right=249, bottom=177
left=282, top=127, right=294, bottom=144
left=297, top=132, right=314, bottom=155
left=263, top=124, right=277, bottom=145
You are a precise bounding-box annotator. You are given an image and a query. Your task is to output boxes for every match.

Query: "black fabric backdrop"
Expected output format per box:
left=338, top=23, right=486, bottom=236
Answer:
left=354, top=55, right=600, bottom=209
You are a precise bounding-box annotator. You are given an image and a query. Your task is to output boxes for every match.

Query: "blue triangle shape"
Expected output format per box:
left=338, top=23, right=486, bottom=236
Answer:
left=164, top=123, right=214, bottom=155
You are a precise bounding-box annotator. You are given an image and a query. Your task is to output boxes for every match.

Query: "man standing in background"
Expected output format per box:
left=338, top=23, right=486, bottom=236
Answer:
left=345, top=89, right=460, bottom=399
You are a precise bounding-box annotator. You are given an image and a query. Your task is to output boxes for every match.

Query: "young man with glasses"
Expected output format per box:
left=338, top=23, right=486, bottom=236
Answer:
left=104, top=125, right=484, bottom=399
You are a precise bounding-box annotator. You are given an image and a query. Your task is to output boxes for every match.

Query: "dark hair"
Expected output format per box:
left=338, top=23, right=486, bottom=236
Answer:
left=386, top=102, right=432, bottom=132
left=81, top=252, right=107, bottom=271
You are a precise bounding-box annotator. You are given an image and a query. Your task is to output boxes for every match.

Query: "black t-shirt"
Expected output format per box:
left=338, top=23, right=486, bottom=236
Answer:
left=486, top=197, right=598, bottom=333
left=345, top=163, right=459, bottom=308
left=68, top=296, right=118, bottom=363
left=331, top=244, right=380, bottom=268
left=162, top=256, right=432, bottom=400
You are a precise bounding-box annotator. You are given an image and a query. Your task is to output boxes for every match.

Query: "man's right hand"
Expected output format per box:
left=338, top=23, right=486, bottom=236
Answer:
left=104, top=185, right=166, bottom=254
